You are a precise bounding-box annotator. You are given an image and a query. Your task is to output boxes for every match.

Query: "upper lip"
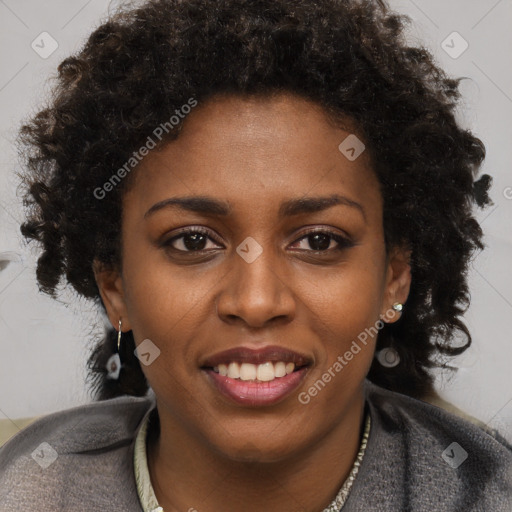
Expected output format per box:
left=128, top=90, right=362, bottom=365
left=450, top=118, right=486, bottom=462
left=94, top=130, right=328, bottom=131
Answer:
left=200, top=345, right=313, bottom=368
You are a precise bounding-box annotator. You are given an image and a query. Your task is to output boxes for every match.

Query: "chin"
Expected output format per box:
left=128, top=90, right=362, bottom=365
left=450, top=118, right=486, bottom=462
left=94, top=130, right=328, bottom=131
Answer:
left=211, top=434, right=304, bottom=464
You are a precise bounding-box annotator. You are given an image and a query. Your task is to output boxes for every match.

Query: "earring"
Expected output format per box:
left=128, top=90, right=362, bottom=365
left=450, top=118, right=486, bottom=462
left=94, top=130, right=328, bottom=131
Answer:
left=106, top=318, right=123, bottom=380
left=381, top=302, right=405, bottom=323
left=117, top=318, right=122, bottom=352
left=376, top=347, right=400, bottom=368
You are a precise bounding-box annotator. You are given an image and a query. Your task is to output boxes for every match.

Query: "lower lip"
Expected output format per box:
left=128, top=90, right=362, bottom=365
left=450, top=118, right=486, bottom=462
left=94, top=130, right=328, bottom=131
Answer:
left=202, top=367, right=309, bottom=406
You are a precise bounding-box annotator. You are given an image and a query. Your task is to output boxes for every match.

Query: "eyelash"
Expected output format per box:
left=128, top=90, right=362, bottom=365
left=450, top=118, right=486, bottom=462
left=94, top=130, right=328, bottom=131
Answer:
left=162, top=226, right=354, bottom=254
left=293, top=227, right=354, bottom=252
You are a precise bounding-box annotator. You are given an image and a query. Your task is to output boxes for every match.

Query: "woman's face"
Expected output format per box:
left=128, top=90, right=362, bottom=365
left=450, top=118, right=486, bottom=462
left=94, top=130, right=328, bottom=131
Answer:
left=95, top=92, right=410, bottom=462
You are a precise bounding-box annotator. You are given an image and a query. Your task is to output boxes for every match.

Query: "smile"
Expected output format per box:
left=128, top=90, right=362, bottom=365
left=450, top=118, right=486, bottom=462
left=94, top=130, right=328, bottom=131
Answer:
left=200, top=345, right=312, bottom=406
left=203, top=366, right=309, bottom=406
left=213, top=361, right=297, bottom=381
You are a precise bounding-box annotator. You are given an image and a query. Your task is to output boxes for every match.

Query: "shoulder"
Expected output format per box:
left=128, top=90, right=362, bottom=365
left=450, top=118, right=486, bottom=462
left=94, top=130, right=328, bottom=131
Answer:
left=347, top=381, right=512, bottom=512
left=365, top=380, right=512, bottom=454
left=0, top=394, right=155, bottom=511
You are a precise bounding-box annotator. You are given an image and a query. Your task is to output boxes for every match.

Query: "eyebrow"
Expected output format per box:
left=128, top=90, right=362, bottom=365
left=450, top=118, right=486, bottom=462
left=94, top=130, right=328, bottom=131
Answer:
left=144, top=194, right=366, bottom=221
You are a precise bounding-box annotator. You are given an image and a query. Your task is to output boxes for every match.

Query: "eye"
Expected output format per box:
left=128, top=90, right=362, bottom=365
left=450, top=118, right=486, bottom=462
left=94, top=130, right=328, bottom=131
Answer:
left=289, top=229, right=354, bottom=252
left=162, top=227, right=353, bottom=255
left=163, top=227, right=223, bottom=252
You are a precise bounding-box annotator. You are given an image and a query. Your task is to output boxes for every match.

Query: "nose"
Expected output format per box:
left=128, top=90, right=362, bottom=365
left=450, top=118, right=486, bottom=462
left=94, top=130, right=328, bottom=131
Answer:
left=216, top=246, right=296, bottom=328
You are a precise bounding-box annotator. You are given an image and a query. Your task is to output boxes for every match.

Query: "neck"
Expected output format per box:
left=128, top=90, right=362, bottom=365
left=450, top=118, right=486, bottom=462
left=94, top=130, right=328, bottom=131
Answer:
left=146, top=392, right=366, bottom=512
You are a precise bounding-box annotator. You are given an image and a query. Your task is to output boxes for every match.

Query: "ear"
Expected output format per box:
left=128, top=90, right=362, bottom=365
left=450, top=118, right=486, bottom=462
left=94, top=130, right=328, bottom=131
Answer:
left=93, top=258, right=132, bottom=332
left=380, top=245, right=412, bottom=323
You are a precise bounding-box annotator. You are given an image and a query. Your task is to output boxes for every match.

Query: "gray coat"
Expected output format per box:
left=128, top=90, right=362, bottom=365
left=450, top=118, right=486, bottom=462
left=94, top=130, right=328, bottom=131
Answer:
left=1, top=381, right=511, bottom=511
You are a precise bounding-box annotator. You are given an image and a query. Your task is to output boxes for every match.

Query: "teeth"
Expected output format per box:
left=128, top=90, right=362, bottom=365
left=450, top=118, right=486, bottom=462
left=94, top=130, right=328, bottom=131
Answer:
left=240, top=363, right=257, bottom=381
left=274, top=361, right=286, bottom=378
left=213, top=361, right=298, bottom=382
left=256, top=362, right=275, bottom=381
left=227, top=362, right=240, bottom=379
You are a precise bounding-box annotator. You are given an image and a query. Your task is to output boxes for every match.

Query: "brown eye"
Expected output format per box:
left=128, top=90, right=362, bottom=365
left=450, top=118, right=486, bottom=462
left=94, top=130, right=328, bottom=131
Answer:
left=163, top=228, right=222, bottom=253
left=290, top=230, right=354, bottom=252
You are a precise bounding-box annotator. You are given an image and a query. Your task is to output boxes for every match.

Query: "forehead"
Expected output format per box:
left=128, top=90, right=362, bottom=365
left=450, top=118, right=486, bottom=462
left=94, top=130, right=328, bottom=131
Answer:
left=125, top=93, right=382, bottom=220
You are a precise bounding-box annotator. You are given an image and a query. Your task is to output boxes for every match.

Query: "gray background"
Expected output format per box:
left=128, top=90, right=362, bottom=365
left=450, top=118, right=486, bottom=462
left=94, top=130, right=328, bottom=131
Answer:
left=0, top=0, right=511, bottom=439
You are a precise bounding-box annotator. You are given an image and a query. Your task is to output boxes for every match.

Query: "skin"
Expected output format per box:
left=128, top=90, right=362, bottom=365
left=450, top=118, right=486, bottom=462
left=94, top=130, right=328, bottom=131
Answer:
left=94, top=92, right=411, bottom=512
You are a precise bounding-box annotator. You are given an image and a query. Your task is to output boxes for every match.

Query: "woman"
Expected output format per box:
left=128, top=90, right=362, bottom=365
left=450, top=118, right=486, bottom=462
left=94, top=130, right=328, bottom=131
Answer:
left=0, top=0, right=510, bottom=510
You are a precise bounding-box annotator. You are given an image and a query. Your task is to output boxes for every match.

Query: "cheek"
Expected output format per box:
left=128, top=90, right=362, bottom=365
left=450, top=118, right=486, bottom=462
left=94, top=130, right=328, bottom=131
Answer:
left=305, top=251, right=386, bottom=328
left=121, top=269, right=208, bottom=408
left=121, top=222, right=209, bottom=327
left=301, top=249, right=387, bottom=371
left=299, top=273, right=382, bottom=419
left=119, top=241, right=216, bottom=379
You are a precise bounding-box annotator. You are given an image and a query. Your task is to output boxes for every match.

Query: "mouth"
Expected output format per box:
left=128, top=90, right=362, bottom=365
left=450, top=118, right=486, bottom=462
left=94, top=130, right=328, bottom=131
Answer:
left=200, top=345, right=312, bottom=406
left=208, top=360, right=307, bottom=381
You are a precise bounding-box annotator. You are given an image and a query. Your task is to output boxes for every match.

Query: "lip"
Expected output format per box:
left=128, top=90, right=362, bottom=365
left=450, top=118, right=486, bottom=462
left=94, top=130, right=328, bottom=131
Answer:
left=200, top=345, right=313, bottom=368
left=202, top=366, right=310, bottom=406
left=200, top=345, right=312, bottom=407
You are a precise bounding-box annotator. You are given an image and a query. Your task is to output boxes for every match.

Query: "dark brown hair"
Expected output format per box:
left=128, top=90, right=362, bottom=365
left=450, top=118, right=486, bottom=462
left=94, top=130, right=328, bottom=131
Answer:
left=16, top=0, right=492, bottom=400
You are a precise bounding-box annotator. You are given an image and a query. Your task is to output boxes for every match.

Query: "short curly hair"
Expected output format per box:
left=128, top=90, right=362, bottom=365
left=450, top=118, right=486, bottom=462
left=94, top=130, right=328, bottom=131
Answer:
left=16, top=0, right=492, bottom=401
